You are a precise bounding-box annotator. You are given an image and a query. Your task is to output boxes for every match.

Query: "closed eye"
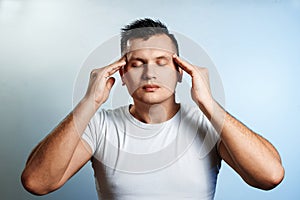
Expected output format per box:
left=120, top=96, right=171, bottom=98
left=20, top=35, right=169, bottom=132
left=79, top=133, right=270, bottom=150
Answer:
left=130, top=61, right=144, bottom=68
left=156, top=57, right=169, bottom=66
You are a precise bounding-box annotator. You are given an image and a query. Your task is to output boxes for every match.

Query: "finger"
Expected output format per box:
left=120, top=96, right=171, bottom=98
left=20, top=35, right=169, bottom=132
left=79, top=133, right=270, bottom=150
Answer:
left=106, top=57, right=127, bottom=76
left=172, top=54, right=196, bottom=75
left=106, top=77, right=116, bottom=90
left=107, top=56, right=127, bottom=71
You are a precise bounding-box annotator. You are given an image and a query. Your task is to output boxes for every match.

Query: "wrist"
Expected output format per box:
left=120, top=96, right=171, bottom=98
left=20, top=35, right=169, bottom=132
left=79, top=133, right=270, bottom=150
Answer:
left=197, top=97, right=227, bottom=134
left=81, top=95, right=103, bottom=111
left=72, top=97, right=101, bottom=132
left=196, top=96, right=215, bottom=119
left=194, top=92, right=214, bottom=112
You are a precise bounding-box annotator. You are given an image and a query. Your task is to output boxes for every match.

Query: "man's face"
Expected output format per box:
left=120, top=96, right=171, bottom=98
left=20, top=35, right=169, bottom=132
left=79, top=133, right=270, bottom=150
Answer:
left=121, top=34, right=182, bottom=105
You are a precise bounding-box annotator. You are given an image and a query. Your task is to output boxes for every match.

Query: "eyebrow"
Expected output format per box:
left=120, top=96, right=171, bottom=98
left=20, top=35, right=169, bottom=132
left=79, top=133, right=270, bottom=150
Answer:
left=156, top=56, right=171, bottom=61
left=128, top=55, right=171, bottom=62
left=127, top=56, right=146, bottom=62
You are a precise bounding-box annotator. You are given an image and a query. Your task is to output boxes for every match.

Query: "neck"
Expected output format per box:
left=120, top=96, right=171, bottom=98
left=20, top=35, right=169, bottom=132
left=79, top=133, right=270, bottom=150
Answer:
left=130, top=98, right=180, bottom=124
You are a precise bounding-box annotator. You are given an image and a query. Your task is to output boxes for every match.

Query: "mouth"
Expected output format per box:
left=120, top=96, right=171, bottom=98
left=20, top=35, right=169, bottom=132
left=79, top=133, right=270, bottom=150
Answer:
left=142, top=84, right=160, bottom=92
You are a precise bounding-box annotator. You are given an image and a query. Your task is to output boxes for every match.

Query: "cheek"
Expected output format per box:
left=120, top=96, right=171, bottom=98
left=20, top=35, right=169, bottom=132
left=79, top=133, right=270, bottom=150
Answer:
left=154, top=67, right=179, bottom=91
left=122, top=66, right=179, bottom=94
left=123, top=68, right=143, bottom=95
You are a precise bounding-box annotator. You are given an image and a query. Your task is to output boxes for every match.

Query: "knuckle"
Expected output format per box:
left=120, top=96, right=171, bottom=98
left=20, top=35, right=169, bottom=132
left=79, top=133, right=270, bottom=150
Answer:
left=203, top=68, right=209, bottom=74
left=90, top=69, right=100, bottom=79
left=198, top=67, right=208, bottom=73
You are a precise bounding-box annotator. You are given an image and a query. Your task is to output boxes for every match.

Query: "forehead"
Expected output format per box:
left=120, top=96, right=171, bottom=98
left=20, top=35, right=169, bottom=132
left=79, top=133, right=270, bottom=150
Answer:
left=126, top=34, right=176, bottom=55
left=126, top=48, right=173, bottom=61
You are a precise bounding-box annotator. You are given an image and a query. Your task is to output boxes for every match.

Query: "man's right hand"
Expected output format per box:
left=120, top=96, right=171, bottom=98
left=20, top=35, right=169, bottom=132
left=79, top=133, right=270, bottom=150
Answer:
left=84, top=57, right=126, bottom=108
left=21, top=57, right=126, bottom=195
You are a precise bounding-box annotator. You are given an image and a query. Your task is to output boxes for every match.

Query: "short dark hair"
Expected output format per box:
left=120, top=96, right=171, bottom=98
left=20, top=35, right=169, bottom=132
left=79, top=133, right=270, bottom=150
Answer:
left=120, top=18, right=179, bottom=55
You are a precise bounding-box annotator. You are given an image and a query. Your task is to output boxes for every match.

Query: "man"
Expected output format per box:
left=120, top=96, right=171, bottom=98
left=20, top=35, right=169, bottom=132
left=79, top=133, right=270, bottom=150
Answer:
left=21, top=18, right=284, bottom=199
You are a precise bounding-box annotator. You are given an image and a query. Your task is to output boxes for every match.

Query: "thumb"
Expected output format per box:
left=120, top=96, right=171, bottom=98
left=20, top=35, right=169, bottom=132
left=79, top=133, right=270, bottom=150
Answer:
left=106, top=77, right=115, bottom=90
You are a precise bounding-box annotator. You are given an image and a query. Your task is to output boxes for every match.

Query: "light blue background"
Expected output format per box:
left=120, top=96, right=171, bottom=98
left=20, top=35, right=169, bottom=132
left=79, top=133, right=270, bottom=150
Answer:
left=0, top=0, right=299, bottom=199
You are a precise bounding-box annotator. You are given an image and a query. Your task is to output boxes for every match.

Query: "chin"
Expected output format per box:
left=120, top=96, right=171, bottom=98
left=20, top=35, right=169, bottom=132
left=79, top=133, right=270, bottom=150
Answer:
left=132, top=91, right=175, bottom=105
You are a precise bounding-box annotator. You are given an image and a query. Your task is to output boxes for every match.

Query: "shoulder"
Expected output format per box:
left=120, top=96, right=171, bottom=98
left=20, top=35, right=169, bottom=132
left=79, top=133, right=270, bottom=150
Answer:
left=180, top=103, right=200, bottom=113
left=180, top=103, right=205, bottom=120
left=180, top=103, right=217, bottom=136
left=92, top=105, right=129, bottom=123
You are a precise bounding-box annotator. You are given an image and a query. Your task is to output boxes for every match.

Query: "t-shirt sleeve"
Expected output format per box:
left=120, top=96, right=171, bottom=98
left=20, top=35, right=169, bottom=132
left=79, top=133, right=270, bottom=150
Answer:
left=202, top=113, right=220, bottom=147
left=200, top=112, right=222, bottom=156
left=196, top=108, right=222, bottom=164
left=81, top=111, right=105, bottom=155
left=202, top=113, right=223, bottom=169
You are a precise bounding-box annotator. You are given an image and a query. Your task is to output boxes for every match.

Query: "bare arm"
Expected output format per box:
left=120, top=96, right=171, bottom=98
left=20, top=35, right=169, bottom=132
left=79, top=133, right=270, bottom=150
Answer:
left=207, top=102, right=284, bottom=190
left=21, top=58, right=126, bottom=195
left=173, top=55, right=284, bottom=190
left=21, top=100, right=94, bottom=195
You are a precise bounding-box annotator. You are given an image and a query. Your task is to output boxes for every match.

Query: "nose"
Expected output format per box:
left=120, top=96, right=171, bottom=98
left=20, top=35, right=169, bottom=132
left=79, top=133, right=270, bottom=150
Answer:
left=142, top=64, right=157, bottom=80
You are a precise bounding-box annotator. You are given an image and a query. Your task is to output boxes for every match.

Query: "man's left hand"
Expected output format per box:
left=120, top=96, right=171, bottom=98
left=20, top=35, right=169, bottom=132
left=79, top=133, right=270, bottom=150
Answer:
left=173, top=54, right=213, bottom=110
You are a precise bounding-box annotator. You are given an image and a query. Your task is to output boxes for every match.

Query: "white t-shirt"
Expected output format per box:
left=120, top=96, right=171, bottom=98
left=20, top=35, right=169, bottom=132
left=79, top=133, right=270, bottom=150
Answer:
left=82, top=104, right=221, bottom=200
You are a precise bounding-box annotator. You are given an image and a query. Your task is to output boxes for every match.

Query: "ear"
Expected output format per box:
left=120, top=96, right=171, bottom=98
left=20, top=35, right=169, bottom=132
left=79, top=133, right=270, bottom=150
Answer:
left=119, top=66, right=125, bottom=86
left=177, top=67, right=183, bottom=83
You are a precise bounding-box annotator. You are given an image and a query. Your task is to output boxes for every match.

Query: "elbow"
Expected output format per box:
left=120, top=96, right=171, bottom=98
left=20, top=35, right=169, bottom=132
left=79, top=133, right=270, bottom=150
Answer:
left=21, top=170, right=57, bottom=196
left=266, top=165, right=285, bottom=190
left=257, top=165, right=285, bottom=190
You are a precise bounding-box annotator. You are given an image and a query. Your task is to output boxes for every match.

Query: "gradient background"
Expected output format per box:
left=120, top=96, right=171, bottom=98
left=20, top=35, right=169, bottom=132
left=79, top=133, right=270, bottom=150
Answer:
left=1, top=0, right=299, bottom=199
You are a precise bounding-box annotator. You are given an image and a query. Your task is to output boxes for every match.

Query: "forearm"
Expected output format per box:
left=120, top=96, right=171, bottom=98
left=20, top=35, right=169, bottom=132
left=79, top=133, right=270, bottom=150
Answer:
left=22, top=58, right=125, bottom=195
left=21, top=98, right=98, bottom=192
left=173, top=55, right=284, bottom=189
left=199, top=98, right=284, bottom=188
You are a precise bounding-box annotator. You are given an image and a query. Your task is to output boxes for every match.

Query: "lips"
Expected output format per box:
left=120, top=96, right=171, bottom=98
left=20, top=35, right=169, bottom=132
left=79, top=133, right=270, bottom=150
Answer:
left=142, top=84, right=160, bottom=92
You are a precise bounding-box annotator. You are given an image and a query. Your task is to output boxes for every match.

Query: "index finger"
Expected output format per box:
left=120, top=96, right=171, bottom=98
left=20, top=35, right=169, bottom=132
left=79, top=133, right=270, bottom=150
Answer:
left=106, top=56, right=127, bottom=75
left=172, top=54, right=195, bottom=75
